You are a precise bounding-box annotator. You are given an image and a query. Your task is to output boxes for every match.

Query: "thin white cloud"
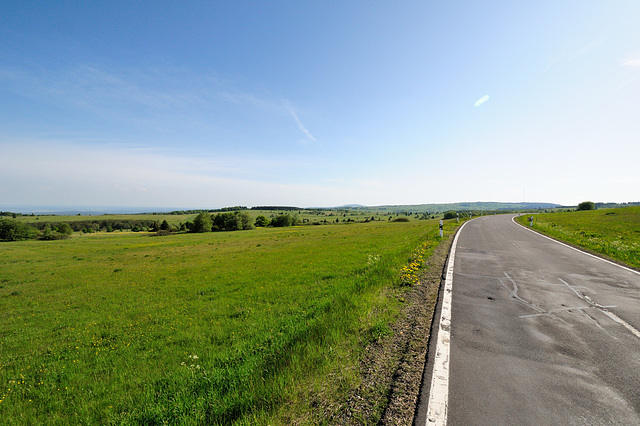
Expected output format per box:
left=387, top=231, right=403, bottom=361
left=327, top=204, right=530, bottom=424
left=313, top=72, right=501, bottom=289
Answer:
left=622, top=57, right=640, bottom=69
left=0, top=138, right=383, bottom=208
left=283, top=102, right=318, bottom=143
left=541, top=38, right=604, bottom=74
left=352, top=178, right=382, bottom=188
left=616, top=53, right=640, bottom=89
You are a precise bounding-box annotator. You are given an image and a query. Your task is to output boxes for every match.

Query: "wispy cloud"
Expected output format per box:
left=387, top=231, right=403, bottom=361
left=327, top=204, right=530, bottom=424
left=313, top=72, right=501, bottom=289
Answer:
left=283, top=101, right=318, bottom=143
left=0, top=64, right=326, bottom=151
left=0, top=64, right=190, bottom=111
left=0, top=138, right=319, bottom=207
left=541, top=38, right=604, bottom=74
left=622, top=56, right=640, bottom=70
left=616, top=53, right=640, bottom=89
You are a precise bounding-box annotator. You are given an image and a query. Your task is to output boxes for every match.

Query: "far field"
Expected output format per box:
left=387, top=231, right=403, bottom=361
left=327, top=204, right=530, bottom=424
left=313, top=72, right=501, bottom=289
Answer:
left=11, top=208, right=438, bottom=233
left=0, top=217, right=461, bottom=424
left=515, top=206, right=640, bottom=270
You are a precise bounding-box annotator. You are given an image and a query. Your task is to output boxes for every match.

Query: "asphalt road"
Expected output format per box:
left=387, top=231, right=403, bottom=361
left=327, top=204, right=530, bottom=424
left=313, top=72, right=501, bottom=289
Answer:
left=416, top=214, right=640, bottom=425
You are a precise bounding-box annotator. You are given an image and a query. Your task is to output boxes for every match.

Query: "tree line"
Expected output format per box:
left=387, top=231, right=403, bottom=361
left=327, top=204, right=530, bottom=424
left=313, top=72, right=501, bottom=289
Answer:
left=185, top=212, right=300, bottom=233
left=0, top=211, right=306, bottom=241
left=0, top=219, right=73, bottom=241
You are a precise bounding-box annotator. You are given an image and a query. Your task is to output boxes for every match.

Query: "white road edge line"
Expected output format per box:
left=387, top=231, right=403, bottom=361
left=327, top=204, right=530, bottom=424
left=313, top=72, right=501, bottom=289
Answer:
left=425, top=219, right=471, bottom=425
left=512, top=215, right=640, bottom=276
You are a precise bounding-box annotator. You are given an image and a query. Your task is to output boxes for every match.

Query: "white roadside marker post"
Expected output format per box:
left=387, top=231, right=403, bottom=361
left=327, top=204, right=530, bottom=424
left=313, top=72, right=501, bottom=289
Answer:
left=456, top=213, right=459, bottom=223
left=439, top=219, right=444, bottom=238
left=529, top=216, right=533, bottom=227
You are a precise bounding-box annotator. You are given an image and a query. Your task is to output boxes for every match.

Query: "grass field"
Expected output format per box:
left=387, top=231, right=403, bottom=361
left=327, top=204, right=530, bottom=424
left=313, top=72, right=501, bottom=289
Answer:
left=0, top=218, right=460, bottom=424
left=13, top=208, right=431, bottom=228
left=515, top=206, right=640, bottom=270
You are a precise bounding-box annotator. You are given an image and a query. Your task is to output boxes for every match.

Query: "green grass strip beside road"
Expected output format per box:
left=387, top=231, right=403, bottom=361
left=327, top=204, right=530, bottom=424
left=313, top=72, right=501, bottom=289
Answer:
left=515, top=206, right=640, bottom=270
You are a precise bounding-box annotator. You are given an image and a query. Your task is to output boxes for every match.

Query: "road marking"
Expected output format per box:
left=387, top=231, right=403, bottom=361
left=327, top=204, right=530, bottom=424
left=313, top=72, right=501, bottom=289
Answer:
left=519, top=305, right=617, bottom=318
left=558, top=278, right=640, bottom=339
left=425, top=220, right=470, bottom=425
left=512, top=216, right=640, bottom=276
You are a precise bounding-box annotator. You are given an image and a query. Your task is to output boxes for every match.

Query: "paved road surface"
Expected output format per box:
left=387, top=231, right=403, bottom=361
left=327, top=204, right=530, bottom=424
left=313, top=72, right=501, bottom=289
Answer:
left=416, top=214, right=640, bottom=425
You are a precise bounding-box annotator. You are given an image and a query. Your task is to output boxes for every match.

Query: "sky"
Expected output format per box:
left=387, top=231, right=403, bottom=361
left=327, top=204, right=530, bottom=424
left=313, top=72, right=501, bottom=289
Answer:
left=1, top=1, right=639, bottom=210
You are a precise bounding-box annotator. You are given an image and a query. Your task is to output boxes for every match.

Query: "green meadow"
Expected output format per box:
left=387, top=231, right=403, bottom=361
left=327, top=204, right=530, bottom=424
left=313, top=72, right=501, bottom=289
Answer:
left=0, top=218, right=459, bottom=424
left=14, top=208, right=429, bottom=228
left=515, top=206, right=640, bottom=270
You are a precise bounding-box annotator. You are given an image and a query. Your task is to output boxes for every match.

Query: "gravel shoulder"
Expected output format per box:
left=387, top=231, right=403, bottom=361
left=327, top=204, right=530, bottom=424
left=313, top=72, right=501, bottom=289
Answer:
left=324, top=231, right=455, bottom=425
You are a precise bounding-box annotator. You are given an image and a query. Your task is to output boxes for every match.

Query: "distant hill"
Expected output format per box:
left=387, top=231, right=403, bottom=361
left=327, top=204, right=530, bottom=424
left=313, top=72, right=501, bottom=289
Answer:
left=557, top=202, right=640, bottom=209
left=345, top=202, right=561, bottom=214
left=335, top=204, right=367, bottom=209
left=3, top=201, right=563, bottom=216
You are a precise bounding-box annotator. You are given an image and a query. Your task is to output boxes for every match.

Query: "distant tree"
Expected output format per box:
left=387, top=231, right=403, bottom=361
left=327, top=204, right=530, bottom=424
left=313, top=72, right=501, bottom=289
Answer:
left=160, top=220, right=170, bottom=231
left=40, top=224, right=54, bottom=240
left=271, top=214, right=298, bottom=227
left=0, top=219, right=38, bottom=241
left=236, top=211, right=253, bottom=230
left=40, top=224, right=72, bottom=240
left=213, top=212, right=235, bottom=231
left=56, top=223, right=73, bottom=236
left=192, top=212, right=213, bottom=233
left=443, top=211, right=457, bottom=220
left=577, top=201, right=595, bottom=211
left=207, top=211, right=253, bottom=231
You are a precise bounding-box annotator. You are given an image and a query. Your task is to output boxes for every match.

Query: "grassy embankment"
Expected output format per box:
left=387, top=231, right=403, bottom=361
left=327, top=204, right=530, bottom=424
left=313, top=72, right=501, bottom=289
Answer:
left=515, top=206, right=640, bottom=270
left=0, top=218, right=460, bottom=424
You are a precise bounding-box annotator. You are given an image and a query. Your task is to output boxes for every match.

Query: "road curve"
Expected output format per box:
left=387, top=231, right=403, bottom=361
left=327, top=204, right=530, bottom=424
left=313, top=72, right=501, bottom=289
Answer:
left=416, top=214, right=640, bottom=425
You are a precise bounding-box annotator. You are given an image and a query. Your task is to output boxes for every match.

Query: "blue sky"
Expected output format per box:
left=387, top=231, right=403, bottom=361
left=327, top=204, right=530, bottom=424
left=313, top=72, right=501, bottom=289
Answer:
left=1, top=1, right=639, bottom=210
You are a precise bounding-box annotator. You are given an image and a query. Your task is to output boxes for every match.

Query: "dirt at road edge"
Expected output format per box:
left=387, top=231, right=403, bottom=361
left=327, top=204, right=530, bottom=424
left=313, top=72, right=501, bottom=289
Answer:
left=320, top=231, right=455, bottom=425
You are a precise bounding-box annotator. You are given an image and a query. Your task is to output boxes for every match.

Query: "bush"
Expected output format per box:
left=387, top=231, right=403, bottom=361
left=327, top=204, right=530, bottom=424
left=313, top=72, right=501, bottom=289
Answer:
left=56, top=223, right=73, bottom=235
left=443, top=211, right=457, bottom=220
left=392, top=217, right=410, bottom=222
left=40, top=224, right=71, bottom=240
left=192, top=212, right=213, bottom=233
left=577, top=201, right=595, bottom=211
left=270, top=214, right=299, bottom=227
left=212, top=211, right=253, bottom=231
left=254, top=215, right=269, bottom=227
left=0, top=219, right=38, bottom=241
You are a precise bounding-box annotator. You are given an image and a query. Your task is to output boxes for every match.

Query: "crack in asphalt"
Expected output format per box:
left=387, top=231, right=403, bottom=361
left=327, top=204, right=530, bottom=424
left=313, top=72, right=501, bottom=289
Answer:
left=500, top=273, right=565, bottom=322
left=558, top=278, right=640, bottom=340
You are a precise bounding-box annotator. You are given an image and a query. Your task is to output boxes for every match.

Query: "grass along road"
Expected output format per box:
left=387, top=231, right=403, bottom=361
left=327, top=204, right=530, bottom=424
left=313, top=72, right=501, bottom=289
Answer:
left=515, top=206, right=640, bottom=270
left=0, top=218, right=461, bottom=424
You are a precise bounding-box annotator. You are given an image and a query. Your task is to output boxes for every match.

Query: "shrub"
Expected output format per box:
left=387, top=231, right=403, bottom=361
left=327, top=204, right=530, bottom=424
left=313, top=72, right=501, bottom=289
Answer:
left=40, top=224, right=71, bottom=240
left=255, top=215, right=269, bottom=227
left=192, top=212, right=213, bottom=233
left=270, top=214, right=299, bottom=227
left=212, top=211, right=253, bottom=231
left=0, top=219, right=38, bottom=241
left=443, top=211, right=457, bottom=220
left=577, top=201, right=595, bottom=211
left=392, top=217, right=410, bottom=222
left=56, top=223, right=73, bottom=235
